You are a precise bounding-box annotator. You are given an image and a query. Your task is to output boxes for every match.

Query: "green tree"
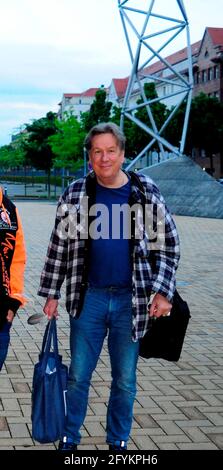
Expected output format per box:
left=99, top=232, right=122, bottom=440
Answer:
left=165, top=92, right=223, bottom=173
left=23, top=112, right=58, bottom=196
left=48, top=114, right=85, bottom=170
left=0, top=142, right=25, bottom=169
left=188, top=93, right=223, bottom=174
left=133, top=82, right=167, bottom=154
left=82, top=88, right=112, bottom=131
left=112, top=83, right=167, bottom=159
left=111, top=106, right=137, bottom=158
left=164, top=101, right=187, bottom=150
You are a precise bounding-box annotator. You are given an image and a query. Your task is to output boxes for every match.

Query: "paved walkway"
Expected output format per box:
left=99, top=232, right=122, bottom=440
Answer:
left=0, top=201, right=223, bottom=450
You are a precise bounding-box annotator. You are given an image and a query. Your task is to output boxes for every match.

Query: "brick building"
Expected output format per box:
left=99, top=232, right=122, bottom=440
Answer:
left=193, top=28, right=223, bottom=101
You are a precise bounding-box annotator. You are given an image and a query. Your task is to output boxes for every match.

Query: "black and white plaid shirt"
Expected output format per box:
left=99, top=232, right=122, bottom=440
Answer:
left=38, top=172, right=180, bottom=341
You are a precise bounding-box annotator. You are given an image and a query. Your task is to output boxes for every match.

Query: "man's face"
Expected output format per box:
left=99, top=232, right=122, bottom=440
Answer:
left=89, top=133, right=125, bottom=182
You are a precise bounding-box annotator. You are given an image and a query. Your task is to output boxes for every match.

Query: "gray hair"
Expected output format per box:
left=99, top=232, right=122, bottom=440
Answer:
left=84, top=122, right=126, bottom=152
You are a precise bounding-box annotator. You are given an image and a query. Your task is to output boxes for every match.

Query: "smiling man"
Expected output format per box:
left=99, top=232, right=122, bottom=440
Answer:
left=38, top=122, right=180, bottom=451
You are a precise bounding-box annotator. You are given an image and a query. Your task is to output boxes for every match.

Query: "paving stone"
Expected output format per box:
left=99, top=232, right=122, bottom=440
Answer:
left=177, top=442, right=218, bottom=450
left=89, top=403, right=108, bottom=416
left=0, top=437, right=33, bottom=446
left=203, top=413, right=223, bottom=425
left=179, top=406, right=207, bottom=420
left=0, top=417, right=8, bottom=431
left=0, top=378, right=13, bottom=392
left=9, top=423, right=30, bottom=438
left=85, top=422, right=105, bottom=437
left=7, top=417, right=32, bottom=424
left=183, top=426, right=210, bottom=442
left=176, top=419, right=212, bottom=428
left=155, top=434, right=191, bottom=443
left=158, top=420, right=184, bottom=435
left=131, top=428, right=165, bottom=436
left=158, top=443, right=178, bottom=450
left=134, top=414, right=159, bottom=428
left=207, top=434, right=223, bottom=449
left=132, top=436, right=159, bottom=450
left=5, top=364, right=23, bottom=375
left=12, top=383, right=30, bottom=394
left=1, top=399, right=20, bottom=411
left=15, top=444, right=56, bottom=450
left=0, top=431, right=11, bottom=438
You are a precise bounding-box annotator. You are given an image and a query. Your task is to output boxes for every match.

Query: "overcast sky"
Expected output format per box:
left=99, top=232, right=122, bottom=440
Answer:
left=0, top=0, right=223, bottom=146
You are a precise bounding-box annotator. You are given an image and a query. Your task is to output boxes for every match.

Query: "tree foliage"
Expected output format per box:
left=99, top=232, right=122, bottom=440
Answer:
left=0, top=140, right=26, bottom=169
left=111, top=106, right=137, bottom=158
left=82, top=88, right=112, bottom=131
left=164, top=101, right=186, bottom=149
left=188, top=93, right=223, bottom=155
left=23, top=112, right=57, bottom=171
left=21, top=112, right=58, bottom=196
left=131, top=82, right=167, bottom=154
left=111, top=83, right=168, bottom=158
left=48, top=114, right=85, bottom=169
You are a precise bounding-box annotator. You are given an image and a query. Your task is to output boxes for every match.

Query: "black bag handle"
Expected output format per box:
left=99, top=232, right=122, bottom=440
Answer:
left=40, top=318, right=61, bottom=374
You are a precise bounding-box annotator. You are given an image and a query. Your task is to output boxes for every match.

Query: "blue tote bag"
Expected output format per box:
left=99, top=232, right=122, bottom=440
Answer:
left=31, top=318, right=68, bottom=443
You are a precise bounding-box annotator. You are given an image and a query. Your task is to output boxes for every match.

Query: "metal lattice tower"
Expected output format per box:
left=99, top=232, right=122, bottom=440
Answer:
left=118, top=0, right=193, bottom=169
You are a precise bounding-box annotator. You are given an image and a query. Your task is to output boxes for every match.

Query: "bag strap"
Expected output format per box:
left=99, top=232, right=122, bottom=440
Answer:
left=127, top=170, right=147, bottom=204
left=41, top=319, right=51, bottom=353
left=40, top=318, right=61, bottom=373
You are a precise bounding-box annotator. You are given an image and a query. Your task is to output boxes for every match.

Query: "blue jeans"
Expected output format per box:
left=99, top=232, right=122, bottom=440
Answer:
left=0, top=322, right=11, bottom=372
left=64, top=287, right=139, bottom=445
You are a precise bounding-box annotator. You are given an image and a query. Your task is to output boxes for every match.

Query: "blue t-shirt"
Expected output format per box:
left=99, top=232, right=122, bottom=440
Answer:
left=88, top=180, right=132, bottom=288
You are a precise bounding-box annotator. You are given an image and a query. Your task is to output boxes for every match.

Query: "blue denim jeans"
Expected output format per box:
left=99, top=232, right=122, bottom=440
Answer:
left=64, top=287, right=139, bottom=445
left=0, top=322, right=11, bottom=372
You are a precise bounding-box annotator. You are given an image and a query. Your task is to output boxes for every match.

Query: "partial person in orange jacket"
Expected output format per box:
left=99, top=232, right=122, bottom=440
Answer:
left=0, top=186, right=26, bottom=371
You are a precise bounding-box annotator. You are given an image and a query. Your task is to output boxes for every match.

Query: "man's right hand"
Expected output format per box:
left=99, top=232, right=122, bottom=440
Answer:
left=43, top=298, right=59, bottom=319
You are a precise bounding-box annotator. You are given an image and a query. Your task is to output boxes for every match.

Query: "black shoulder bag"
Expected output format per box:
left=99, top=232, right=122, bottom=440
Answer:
left=139, top=290, right=191, bottom=361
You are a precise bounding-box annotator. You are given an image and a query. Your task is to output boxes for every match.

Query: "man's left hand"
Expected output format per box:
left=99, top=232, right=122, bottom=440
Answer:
left=6, top=309, right=15, bottom=323
left=149, top=293, right=172, bottom=318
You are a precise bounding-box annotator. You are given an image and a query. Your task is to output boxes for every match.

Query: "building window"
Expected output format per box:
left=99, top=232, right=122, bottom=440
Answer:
left=79, top=99, right=82, bottom=104
left=202, top=70, right=207, bottom=82
left=163, top=86, right=166, bottom=96
left=213, top=65, right=219, bottom=79
left=207, top=68, right=213, bottom=81
left=214, top=91, right=219, bottom=99
left=201, top=149, right=206, bottom=158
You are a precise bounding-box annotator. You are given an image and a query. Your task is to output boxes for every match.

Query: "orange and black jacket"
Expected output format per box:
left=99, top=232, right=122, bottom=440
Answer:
left=0, top=187, right=26, bottom=328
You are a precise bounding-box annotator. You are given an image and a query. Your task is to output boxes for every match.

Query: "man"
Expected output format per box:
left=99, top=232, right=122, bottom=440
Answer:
left=38, top=122, right=180, bottom=451
left=0, top=186, right=26, bottom=371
